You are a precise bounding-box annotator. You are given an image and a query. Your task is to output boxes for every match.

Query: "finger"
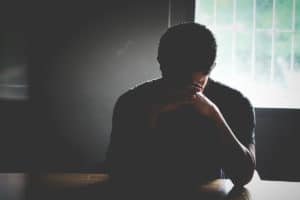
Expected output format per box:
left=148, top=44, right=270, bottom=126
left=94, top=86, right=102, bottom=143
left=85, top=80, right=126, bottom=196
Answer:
left=166, top=88, right=193, bottom=99
left=191, top=84, right=203, bottom=92
left=192, top=82, right=201, bottom=87
left=191, top=85, right=201, bottom=93
left=165, top=84, right=198, bottom=94
left=181, top=85, right=199, bottom=94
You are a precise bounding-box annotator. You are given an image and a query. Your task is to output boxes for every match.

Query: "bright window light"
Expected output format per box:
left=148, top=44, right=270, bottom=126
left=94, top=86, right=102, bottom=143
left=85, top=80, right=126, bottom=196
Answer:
left=195, top=0, right=300, bottom=109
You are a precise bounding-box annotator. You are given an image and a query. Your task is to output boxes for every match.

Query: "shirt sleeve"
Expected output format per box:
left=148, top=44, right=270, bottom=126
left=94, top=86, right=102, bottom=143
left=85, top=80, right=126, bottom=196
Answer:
left=233, top=95, right=256, bottom=147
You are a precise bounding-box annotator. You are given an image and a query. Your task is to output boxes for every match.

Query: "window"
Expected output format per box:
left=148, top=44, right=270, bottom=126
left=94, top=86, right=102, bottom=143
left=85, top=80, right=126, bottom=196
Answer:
left=195, top=0, right=300, bottom=108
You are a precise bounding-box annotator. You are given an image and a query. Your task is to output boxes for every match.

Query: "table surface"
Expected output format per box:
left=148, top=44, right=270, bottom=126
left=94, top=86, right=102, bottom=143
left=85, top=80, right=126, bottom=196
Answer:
left=0, top=171, right=299, bottom=200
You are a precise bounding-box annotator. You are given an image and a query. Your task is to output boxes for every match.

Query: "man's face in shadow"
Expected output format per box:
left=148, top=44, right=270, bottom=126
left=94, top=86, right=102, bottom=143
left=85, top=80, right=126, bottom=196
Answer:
left=186, top=71, right=209, bottom=93
left=165, top=70, right=210, bottom=93
left=160, top=53, right=215, bottom=93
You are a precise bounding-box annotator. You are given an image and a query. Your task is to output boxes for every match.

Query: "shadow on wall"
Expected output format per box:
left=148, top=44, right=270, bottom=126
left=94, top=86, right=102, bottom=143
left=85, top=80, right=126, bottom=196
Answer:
left=0, top=1, right=168, bottom=171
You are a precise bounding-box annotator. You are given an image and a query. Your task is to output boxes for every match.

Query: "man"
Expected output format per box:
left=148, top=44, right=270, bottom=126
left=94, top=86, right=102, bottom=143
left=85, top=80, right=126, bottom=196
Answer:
left=105, top=23, right=256, bottom=193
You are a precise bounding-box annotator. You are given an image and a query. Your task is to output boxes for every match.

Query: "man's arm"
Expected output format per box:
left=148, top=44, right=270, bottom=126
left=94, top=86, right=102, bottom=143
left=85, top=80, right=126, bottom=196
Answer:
left=147, top=83, right=256, bottom=186
left=193, top=92, right=256, bottom=186
left=210, top=106, right=256, bottom=186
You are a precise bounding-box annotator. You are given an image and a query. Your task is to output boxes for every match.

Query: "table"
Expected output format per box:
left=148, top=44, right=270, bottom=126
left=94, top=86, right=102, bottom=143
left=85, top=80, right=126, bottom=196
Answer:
left=0, top=171, right=299, bottom=200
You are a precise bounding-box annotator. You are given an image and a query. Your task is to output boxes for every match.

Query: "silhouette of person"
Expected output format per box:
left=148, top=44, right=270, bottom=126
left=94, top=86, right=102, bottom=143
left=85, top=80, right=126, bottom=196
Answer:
left=105, top=22, right=256, bottom=197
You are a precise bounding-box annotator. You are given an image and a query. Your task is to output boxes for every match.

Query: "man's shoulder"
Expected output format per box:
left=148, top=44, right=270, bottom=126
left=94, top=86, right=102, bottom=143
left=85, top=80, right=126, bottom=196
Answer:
left=206, top=78, right=253, bottom=109
left=117, top=78, right=162, bottom=103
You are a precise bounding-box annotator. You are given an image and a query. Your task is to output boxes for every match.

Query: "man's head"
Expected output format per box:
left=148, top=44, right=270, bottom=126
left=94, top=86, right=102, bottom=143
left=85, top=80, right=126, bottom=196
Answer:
left=157, top=22, right=217, bottom=89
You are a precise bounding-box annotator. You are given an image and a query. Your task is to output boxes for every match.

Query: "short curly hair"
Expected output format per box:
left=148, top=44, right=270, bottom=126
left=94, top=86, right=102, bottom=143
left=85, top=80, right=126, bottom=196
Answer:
left=157, top=22, right=217, bottom=78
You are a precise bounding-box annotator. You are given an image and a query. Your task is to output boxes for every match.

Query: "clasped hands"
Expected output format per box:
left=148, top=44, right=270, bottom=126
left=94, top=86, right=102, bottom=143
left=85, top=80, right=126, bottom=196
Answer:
left=148, top=82, right=218, bottom=128
left=159, top=82, right=216, bottom=115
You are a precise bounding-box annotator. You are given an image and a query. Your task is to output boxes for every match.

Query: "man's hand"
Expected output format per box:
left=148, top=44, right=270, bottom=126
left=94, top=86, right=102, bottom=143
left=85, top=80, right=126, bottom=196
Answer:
left=191, top=89, right=218, bottom=117
left=154, top=82, right=203, bottom=112
left=148, top=82, right=217, bottom=128
left=147, top=84, right=193, bottom=128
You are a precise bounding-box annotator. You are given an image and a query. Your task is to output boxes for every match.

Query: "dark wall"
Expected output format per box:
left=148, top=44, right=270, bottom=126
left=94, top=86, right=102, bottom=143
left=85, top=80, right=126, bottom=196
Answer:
left=1, top=0, right=168, bottom=171
left=28, top=1, right=169, bottom=171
